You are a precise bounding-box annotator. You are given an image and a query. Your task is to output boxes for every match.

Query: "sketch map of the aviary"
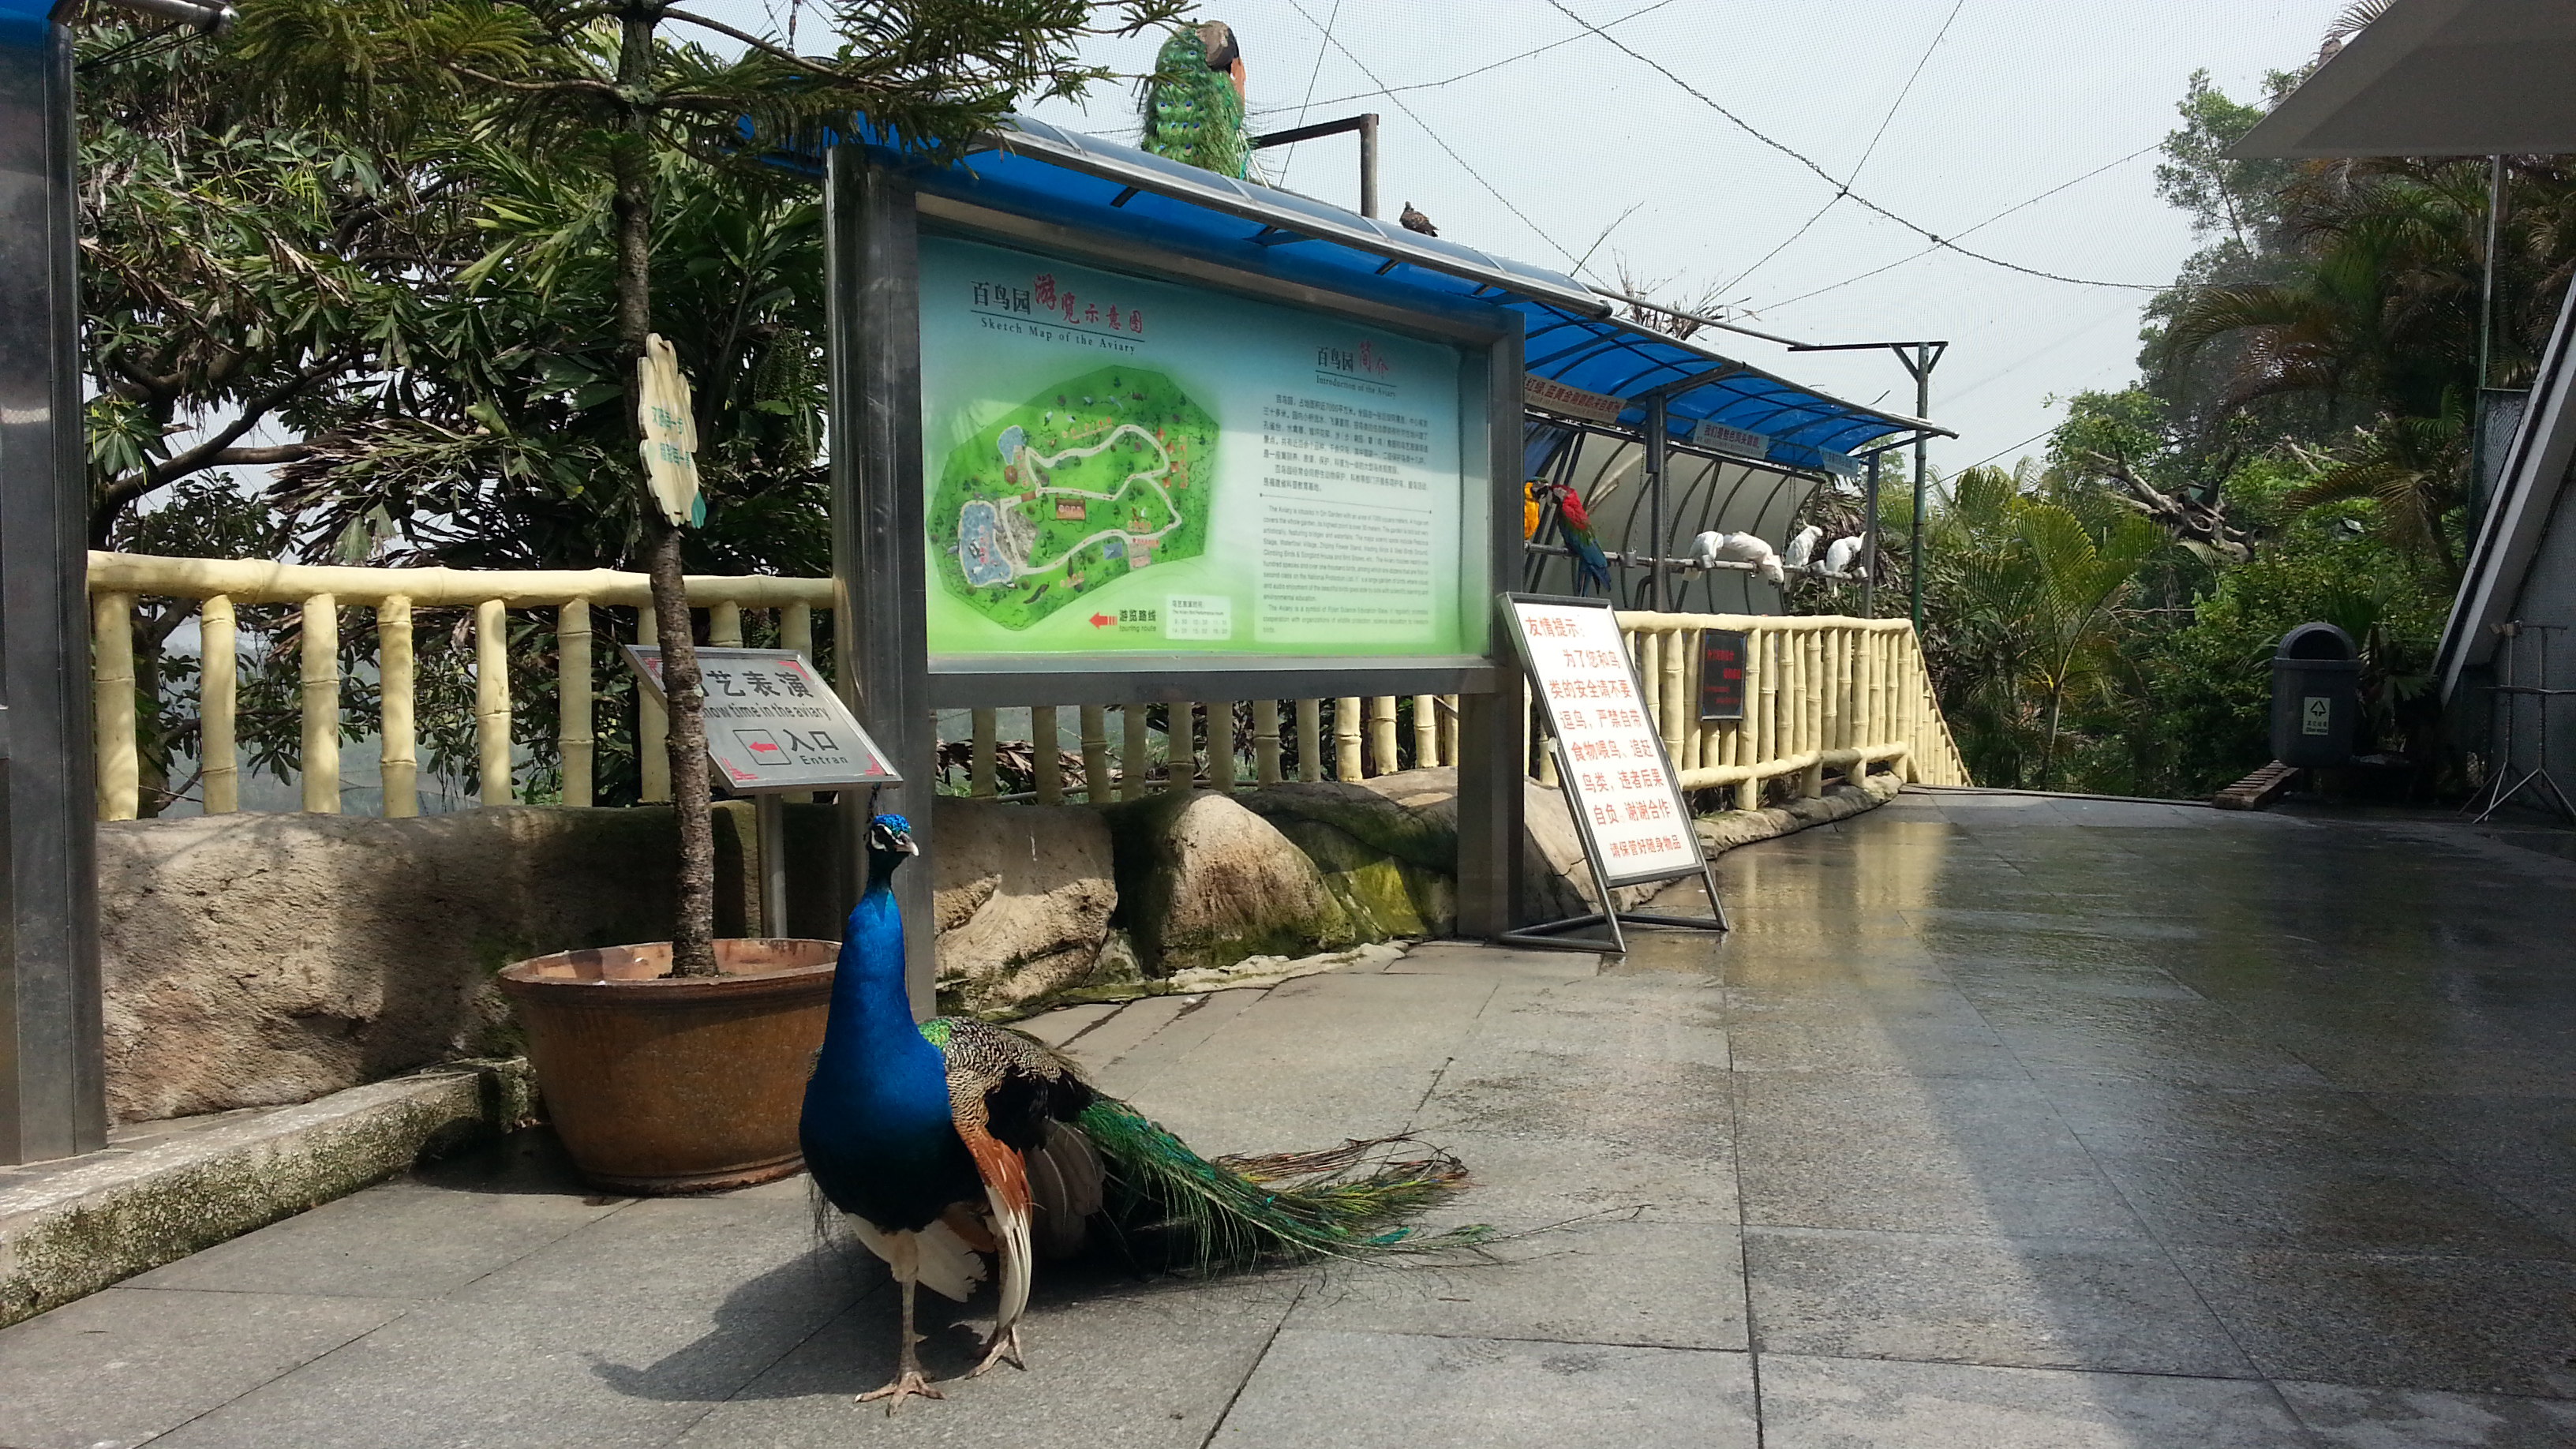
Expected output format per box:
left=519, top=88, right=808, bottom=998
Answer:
left=930, top=367, right=1217, bottom=630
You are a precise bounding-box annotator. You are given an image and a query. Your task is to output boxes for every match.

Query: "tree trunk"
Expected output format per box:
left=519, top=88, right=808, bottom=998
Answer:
left=611, top=2, right=717, bottom=976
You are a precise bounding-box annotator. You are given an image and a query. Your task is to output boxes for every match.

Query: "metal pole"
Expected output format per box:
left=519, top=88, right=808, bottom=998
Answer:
left=1909, top=343, right=1931, bottom=639
left=1358, top=113, right=1379, bottom=219
left=755, top=792, right=788, bottom=937
left=1645, top=393, right=1668, bottom=612
left=825, top=148, right=935, bottom=1017
left=2480, top=154, right=2505, bottom=389
left=1457, top=326, right=1526, bottom=939
left=1861, top=450, right=1881, bottom=617
left=0, top=12, right=105, bottom=1165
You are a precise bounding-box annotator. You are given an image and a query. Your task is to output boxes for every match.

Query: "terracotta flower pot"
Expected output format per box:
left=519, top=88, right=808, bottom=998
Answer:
left=498, top=938, right=836, bottom=1194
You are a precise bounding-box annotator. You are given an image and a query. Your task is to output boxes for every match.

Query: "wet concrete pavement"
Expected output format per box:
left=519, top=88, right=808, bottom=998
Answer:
left=6, top=788, right=2575, bottom=1447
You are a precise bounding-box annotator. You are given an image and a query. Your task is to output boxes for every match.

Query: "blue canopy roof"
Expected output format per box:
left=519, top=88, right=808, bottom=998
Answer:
left=767, top=115, right=1945, bottom=476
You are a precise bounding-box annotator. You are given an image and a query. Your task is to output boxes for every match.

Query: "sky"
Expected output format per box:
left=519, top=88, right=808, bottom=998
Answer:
left=714, top=0, right=2344, bottom=473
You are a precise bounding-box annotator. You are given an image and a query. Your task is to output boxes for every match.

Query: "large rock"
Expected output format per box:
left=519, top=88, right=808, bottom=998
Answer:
left=96, top=805, right=763, bottom=1123
left=1241, top=768, right=1606, bottom=927
left=1099, top=790, right=1355, bottom=976
left=930, top=798, right=1118, bottom=1013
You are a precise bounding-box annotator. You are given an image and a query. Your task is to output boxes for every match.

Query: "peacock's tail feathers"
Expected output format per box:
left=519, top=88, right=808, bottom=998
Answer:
left=1138, top=26, right=1251, bottom=180
left=1074, top=1098, right=1485, bottom=1273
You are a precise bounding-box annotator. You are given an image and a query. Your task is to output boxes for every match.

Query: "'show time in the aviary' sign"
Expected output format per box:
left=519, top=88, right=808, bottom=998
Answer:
left=930, top=367, right=1218, bottom=631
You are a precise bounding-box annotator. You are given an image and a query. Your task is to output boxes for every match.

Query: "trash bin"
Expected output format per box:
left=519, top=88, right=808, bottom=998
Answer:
left=2271, top=622, right=2359, bottom=767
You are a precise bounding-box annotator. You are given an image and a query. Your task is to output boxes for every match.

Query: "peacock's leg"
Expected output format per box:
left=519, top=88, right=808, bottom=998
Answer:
left=858, top=1235, right=942, bottom=1412
left=970, top=1324, right=1024, bottom=1377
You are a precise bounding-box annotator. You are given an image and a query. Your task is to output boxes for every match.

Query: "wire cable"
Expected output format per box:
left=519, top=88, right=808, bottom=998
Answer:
left=1755, top=139, right=2166, bottom=314
left=1718, top=0, right=1966, bottom=298
left=1249, top=0, right=1686, bottom=117
left=1281, top=0, right=1593, bottom=274
left=1541, top=0, right=2166, bottom=291
left=1276, top=0, right=1349, bottom=184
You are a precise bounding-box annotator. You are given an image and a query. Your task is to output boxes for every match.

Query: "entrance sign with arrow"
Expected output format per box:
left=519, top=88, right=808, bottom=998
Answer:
left=621, top=646, right=897, bottom=794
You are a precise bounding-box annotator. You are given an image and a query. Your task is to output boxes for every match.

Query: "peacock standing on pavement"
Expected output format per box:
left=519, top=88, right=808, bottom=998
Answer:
left=801, top=814, right=1475, bottom=1410
left=1548, top=481, right=1614, bottom=597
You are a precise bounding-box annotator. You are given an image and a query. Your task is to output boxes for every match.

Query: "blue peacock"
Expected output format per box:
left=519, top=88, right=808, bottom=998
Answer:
left=801, top=814, right=1474, bottom=1409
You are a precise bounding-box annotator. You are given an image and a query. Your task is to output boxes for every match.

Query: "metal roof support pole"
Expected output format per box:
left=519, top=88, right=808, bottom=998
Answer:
left=825, top=146, right=936, bottom=1017
left=1645, top=392, right=1669, bottom=612
left=1896, top=343, right=1945, bottom=638
left=1359, top=114, right=1379, bottom=219
left=1862, top=450, right=1881, bottom=617
left=0, top=9, right=105, bottom=1165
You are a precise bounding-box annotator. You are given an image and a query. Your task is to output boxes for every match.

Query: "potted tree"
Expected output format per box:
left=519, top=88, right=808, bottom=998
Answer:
left=240, top=0, right=1181, bottom=1191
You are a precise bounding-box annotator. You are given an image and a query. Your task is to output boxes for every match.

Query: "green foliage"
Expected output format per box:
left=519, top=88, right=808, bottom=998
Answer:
left=1915, top=465, right=2166, bottom=790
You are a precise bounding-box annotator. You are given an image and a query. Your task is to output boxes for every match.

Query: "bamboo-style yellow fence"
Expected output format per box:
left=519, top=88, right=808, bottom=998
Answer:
left=84, top=552, right=1964, bottom=820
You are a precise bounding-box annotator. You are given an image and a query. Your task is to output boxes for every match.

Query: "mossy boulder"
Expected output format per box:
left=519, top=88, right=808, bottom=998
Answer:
left=1097, top=789, right=1356, bottom=976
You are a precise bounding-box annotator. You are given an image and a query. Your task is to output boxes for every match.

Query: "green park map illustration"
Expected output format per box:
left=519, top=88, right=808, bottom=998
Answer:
left=930, top=366, right=1218, bottom=630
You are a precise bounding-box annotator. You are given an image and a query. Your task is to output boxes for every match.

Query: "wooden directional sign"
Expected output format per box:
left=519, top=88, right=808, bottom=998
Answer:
left=1698, top=629, right=1748, bottom=721
left=623, top=646, right=899, bottom=794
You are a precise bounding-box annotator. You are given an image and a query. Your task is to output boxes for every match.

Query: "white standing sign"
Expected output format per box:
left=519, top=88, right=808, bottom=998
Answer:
left=1506, top=596, right=1705, bottom=885
left=623, top=646, right=899, bottom=794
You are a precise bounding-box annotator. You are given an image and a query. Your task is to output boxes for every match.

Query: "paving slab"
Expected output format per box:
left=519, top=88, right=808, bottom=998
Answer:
left=0, top=1286, right=407, bottom=1449
left=1756, top=1353, right=2313, bottom=1448
left=1209, top=1330, right=1758, bottom=1448
left=1291, top=1218, right=1747, bottom=1350
left=1744, top=1226, right=2252, bottom=1376
left=674, top=1268, right=1303, bottom=1447
left=2275, top=1380, right=2576, bottom=1447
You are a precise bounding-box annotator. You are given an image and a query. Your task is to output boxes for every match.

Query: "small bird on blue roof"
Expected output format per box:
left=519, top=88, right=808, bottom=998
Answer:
left=800, top=814, right=1480, bottom=1410
left=1399, top=202, right=1437, bottom=236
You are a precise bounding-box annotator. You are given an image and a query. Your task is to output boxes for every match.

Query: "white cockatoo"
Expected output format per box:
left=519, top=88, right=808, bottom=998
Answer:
left=1690, top=530, right=1784, bottom=586
left=1823, top=535, right=1864, bottom=577
left=1780, top=524, right=1823, bottom=571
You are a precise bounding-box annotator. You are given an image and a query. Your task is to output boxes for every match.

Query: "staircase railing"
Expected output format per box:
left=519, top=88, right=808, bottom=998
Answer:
left=84, top=552, right=1967, bottom=820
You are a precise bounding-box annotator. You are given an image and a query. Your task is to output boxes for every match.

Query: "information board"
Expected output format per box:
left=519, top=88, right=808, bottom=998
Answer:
left=1505, top=596, right=1706, bottom=885
left=623, top=646, right=899, bottom=794
left=917, top=234, right=1471, bottom=660
left=1698, top=629, right=1748, bottom=721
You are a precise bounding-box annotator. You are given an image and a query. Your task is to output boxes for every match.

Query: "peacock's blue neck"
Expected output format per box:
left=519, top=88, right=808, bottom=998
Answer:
left=817, top=863, right=930, bottom=1069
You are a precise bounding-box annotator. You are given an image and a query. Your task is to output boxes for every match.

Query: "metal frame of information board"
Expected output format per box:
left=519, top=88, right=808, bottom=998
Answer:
left=827, top=151, right=1526, bottom=1011
left=1498, top=594, right=1728, bottom=955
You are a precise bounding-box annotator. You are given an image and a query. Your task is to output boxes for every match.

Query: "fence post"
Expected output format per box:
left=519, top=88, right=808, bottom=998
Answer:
left=1194, top=702, right=1222, bottom=791
left=378, top=597, right=417, bottom=818
left=1735, top=624, right=1763, bottom=812
left=1080, top=705, right=1110, bottom=802
left=1661, top=626, right=1688, bottom=764
left=970, top=707, right=998, bottom=798
left=1122, top=703, right=1152, bottom=798
left=710, top=601, right=743, bottom=647
left=559, top=599, right=593, bottom=807
left=1367, top=696, right=1397, bottom=777
left=301, top=594, right=342, bottom=814
left=638, top=608, right=669, bottom=803
left=92, top=592, right=137, bottom=822
left=474, top=598, right=510, bottom=807
left=1335, top=696, right=1362, bottom=781
left=781, top=601, right=814, bottom=804
left=200, top=596, right=238, bottom=814
left=1412, top=693, right=1437, bottom=769
left=1032, top=704, right=1061, bottom=804
left=1252, top=699, right=1282, bottom=785
left=1296, top=698, right=1323, bottom=782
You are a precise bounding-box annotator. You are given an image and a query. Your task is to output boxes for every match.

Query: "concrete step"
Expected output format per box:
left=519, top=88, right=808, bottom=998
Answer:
left=0, top=1059, right=532, bottom=1327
